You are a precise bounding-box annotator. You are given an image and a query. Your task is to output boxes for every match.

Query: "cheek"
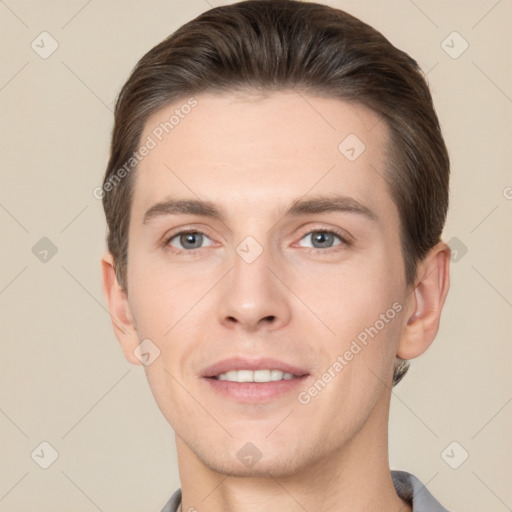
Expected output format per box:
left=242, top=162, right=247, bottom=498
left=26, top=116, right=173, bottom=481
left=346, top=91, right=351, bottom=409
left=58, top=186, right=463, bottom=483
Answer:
left=127, top=256, right=217, bottom=374
left=295, top=254, right=401, bottom=334
left=126, top=249, right=209, bottom=335
left=306, top=263, right=405, bottom=394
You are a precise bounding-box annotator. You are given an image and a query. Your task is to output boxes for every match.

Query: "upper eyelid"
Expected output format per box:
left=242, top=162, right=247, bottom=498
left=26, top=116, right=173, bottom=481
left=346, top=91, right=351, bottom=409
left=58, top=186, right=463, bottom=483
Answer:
left=165, top=225, right=346, bottom=238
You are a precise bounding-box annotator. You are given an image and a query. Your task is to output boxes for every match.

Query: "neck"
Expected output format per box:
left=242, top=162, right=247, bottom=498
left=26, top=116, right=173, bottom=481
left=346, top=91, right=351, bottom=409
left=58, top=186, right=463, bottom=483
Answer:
left=175, top=392, right=411, bottom=512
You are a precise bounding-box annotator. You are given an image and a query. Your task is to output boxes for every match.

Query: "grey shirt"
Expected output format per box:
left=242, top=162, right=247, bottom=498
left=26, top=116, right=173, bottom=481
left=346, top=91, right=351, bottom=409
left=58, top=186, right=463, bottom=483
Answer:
left=160, top=470, right=449, bottom=511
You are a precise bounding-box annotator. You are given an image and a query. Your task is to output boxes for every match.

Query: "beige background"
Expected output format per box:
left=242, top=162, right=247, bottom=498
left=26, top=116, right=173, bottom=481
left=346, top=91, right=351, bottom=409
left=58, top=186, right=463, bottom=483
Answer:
left=1, top=0, right=511, bottom=510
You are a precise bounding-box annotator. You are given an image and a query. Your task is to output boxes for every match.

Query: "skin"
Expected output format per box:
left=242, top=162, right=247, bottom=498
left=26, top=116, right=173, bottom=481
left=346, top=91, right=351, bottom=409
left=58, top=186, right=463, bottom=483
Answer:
left=102, top=91, right=450, bottom=512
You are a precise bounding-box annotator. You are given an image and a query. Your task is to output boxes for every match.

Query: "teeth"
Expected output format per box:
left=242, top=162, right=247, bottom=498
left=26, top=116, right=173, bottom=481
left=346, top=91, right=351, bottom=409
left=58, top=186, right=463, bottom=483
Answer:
left=216, top=369, right=296, bottom=383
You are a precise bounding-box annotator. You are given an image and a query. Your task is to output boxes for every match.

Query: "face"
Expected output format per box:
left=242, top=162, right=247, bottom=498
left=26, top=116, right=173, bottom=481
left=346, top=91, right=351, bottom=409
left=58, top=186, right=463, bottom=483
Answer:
left=122, top=91, right=412, bottom=477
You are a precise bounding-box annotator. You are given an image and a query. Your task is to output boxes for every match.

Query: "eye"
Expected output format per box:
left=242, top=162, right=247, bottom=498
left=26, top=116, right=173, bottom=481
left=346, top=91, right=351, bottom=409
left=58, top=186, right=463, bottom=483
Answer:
left=296, top=229, right=348, bottom=252
left=166, top=230, right=214, bottom=252
left=164, top=228, right=350, bottom=255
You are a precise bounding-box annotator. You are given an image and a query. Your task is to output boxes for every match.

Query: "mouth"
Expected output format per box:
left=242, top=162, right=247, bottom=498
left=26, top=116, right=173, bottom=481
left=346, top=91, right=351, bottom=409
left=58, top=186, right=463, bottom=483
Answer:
left=201, top=357, right=310, bottom=402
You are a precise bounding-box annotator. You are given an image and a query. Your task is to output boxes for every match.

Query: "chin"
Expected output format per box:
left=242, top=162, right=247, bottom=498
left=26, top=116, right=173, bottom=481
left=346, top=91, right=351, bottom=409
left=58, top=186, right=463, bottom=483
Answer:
left=187, top=435, right=328, bottom=479
left=199, top=452, right=307, bottom=478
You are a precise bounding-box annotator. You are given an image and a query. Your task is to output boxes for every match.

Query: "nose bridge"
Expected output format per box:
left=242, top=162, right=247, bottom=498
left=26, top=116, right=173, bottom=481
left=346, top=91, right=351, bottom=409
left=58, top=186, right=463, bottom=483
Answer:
left=233, top=233, right=274, bottom=291
left=217, top=231, right=291, bottom=330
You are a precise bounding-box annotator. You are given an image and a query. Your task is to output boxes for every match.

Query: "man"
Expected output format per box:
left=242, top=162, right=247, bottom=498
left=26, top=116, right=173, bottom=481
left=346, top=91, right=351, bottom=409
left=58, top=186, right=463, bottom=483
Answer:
left=100, top=1, right=451, bottom=510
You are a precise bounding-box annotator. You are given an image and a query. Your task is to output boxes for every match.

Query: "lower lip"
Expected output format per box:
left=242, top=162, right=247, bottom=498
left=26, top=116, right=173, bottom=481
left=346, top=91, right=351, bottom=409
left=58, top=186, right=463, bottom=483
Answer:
left=203, top=376, right=309, bottom=402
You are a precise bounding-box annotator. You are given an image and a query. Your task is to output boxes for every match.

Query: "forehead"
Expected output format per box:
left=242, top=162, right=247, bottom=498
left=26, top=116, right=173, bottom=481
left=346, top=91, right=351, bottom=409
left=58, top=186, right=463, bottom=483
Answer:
left=131, top=91, right=395, bottom=224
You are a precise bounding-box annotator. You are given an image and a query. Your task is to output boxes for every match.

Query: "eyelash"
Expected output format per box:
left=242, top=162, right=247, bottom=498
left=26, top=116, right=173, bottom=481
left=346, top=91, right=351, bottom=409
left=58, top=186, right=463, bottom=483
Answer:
left=163, top=227, right=351, bottom=256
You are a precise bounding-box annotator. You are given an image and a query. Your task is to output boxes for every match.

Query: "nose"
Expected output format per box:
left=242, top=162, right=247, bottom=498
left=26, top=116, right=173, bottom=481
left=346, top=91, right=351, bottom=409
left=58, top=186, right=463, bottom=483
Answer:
left=217, top=240, right=292, bottom=332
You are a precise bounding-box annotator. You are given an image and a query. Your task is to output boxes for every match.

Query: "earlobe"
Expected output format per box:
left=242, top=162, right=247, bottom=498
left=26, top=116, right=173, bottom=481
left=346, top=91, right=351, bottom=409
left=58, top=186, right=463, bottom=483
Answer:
left=101, top=252, right=142, bottom=366
left=397, top=242, right=451, bottom=360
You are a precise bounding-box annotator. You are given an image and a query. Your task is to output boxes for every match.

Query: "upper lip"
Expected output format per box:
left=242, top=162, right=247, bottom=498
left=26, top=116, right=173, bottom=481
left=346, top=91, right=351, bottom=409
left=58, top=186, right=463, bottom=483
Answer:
left=202, top=357, right=310, bottom=378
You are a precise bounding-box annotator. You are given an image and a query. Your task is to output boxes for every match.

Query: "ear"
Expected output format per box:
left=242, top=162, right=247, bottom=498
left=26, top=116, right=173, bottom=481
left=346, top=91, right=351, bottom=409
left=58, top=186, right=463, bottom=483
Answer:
left=397, top=241, right=451, bottom=360
left=101, top=252, right=142, bottom=366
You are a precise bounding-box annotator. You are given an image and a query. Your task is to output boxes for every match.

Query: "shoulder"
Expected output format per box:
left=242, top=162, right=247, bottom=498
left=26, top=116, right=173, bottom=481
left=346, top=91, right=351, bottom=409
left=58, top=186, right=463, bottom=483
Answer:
left=161, top=473, right=450, bottom=512
left=391, top=470, right=450, bottom=512
left=159, top=487, right=182, bottom=512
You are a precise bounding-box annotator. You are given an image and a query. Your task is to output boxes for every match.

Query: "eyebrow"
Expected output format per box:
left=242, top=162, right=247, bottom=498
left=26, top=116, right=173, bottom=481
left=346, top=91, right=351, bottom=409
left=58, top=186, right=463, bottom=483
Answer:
left=142, top=194, right=378, bottom=225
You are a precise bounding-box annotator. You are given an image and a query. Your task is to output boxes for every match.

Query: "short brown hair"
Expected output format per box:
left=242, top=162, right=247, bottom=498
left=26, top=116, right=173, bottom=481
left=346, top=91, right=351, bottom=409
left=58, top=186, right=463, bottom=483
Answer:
left=101, top=0, right=449, bottom=386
